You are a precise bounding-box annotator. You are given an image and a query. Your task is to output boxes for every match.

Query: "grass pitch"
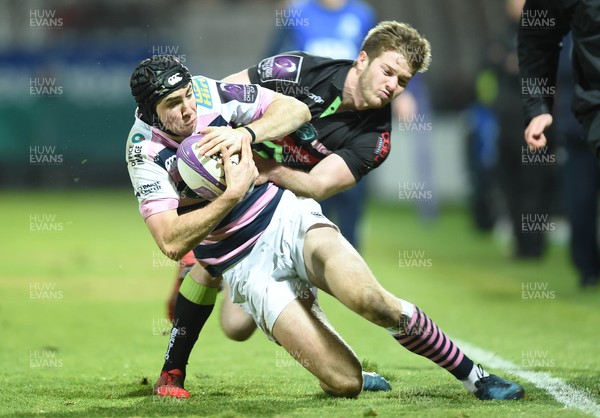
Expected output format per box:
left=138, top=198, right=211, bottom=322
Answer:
left=1, top=190, right=599, bottom=417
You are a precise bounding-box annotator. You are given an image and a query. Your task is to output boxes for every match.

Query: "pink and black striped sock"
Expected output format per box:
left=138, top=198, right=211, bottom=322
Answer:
left=388, top=301, right=474, bottom=380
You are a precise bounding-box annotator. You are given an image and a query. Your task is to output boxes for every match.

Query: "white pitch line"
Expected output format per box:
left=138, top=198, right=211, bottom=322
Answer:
left=455, top=339, right=600, bottom=417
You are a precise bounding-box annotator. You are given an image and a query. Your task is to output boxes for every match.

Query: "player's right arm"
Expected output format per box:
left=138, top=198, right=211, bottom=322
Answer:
left=255, top=152, right=356, bottom=201
left=144, top=140, right=257, bottom=261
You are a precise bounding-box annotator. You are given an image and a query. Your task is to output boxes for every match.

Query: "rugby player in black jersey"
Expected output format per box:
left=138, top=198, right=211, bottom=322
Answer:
left=169, top=20, right=412, bottom=341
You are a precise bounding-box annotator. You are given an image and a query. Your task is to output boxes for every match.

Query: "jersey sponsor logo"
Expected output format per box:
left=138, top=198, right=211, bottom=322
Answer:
left=257, top=54, right=303, bottom=83
left=193, top=76, right=213, bottom=109
left=135, top=181, right=161, bottom=197
left=307, top=92, right=324, bottom=104
left=131, top=133, right=145, bottom=143
left=295, top=123, right=318, bottom=141
left=274, top=136, right=323, bottom=167
left=217, top=82, right=258, bottom=103
left=308, top=139, right=332, bottom=156
left=373, top=131, right=391, bottom=165
left=127, top=144, right=144, bottom=167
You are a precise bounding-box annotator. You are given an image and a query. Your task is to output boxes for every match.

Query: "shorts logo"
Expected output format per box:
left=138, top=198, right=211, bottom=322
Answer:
left=311, top=211, right=324, bottom=218
left=258, top=55, right=303, bottom=83
left=217, top=82, right=258, bottom=103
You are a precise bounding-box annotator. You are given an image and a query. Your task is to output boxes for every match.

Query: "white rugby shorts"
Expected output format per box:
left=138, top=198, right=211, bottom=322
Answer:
left=223, top=190, right=337, bottom=342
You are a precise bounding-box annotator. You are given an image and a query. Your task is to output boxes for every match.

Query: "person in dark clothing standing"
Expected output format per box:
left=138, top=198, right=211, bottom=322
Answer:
left=498, top=0, right=557, bottom=259
left=556, top=34, right=600, bottom=288
left=519, top=0, right=600, bottom=156
left=518, top=0, right=600, bottom=287
left=469, top=0, right=556, bottom=258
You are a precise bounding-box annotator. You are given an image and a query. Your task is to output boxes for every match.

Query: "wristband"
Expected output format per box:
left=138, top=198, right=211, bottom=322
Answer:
left=242, top=126, right=256, bottom=143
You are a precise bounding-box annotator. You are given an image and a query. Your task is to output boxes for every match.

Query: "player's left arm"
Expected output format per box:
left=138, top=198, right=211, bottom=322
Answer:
left=256, top=152, right=356, bottom=201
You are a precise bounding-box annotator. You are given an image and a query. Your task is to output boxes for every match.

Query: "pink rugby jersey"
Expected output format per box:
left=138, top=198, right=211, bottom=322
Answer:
left=126, top=75, right=284, bottom=276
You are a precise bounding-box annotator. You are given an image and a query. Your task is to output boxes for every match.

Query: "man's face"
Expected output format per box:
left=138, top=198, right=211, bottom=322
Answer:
left=155, top=83, right=196, bottom=139
left=357, top=50, right=413, bottom=109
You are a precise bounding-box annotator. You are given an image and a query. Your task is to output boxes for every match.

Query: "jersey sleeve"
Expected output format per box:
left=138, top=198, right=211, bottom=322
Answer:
left=128, top=159, right=179, bottom=219
left=126, top=125, right=179, bottom=220
left=333, top=127, right=391, bottom=182
left=518, top=0, right=571, bottom=123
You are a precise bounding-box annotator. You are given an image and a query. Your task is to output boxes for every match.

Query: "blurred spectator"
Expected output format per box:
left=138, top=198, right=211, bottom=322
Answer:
left=267, top=0, right=375, bottom=59
left=464, top=69, right=501, bottom=232
left=519, top=0, right=600, bottom=287
left=468, top=0, right=558, bottom=258
left=267, top=0, right=376, bottom=250
left=555, top=34, right=600, bottom=288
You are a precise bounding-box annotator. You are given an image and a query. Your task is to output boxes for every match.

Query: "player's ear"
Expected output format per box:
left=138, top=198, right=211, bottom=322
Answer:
left=356, top=51, right=369, bottom=71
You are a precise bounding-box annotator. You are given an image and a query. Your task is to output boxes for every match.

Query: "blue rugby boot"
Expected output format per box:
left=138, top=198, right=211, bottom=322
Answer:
left=474, top=373, right=524, bottom=400
left=362, top=371, right=392, bottom=392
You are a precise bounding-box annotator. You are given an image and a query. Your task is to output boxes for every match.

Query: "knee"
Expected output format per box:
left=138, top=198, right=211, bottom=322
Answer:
left=320, top=372, right=363, bottom=398
left=219, top=284, right=257, bottom=341
left=220, top=316, right=256, bottom=342
left=222, top=326, right=252, bottom=342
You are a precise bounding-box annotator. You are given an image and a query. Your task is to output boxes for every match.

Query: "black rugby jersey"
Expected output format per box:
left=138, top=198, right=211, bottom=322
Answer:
left=247, top=51, right=392, bottom=182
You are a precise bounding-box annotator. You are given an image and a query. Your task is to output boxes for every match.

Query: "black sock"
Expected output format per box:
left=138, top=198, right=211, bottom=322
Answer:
left=162, top=292, right=214, bottom=373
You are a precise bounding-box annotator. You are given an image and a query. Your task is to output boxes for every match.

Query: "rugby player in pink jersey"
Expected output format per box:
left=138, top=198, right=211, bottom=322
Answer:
left=127, top=54, right=391, bottom=398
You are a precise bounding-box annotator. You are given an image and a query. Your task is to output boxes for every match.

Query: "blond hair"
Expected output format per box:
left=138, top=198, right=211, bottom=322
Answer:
left=360, top=21, right=431, bottom=74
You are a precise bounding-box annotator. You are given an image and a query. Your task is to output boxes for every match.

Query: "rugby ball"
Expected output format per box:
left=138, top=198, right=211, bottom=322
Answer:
left=176, top=134, right=239, bottom=201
